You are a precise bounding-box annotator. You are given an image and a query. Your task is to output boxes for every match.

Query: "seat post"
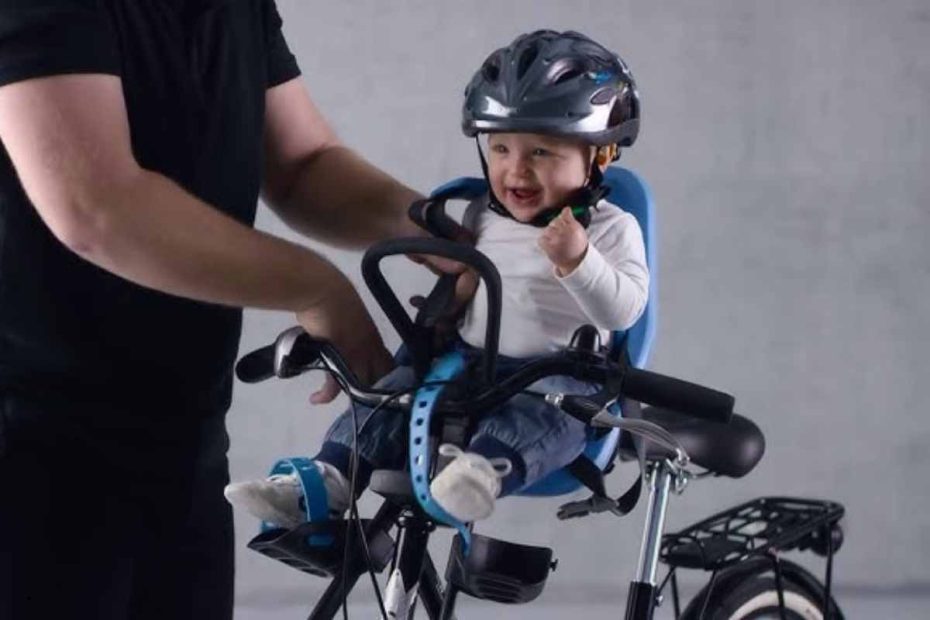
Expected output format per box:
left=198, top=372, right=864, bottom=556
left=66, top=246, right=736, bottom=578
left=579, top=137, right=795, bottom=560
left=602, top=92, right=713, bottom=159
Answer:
left=634, top=461, right=673, bottom=584
left=624, top=461, right=672, bottom=620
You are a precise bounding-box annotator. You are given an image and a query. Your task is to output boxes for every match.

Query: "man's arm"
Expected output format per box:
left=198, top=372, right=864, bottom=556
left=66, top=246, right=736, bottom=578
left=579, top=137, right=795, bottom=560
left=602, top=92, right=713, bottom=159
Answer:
left=0, top=73, right=340, bottom=312
left=0, top=73, right=392, bottom=396
left=261, top=78, right=424, bottom=248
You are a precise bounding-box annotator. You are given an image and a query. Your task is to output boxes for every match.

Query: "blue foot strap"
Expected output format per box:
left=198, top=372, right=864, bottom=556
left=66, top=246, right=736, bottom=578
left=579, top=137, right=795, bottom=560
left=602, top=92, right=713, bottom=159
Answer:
left=409, top=350, right=473, bottom=553
left=263, top=457, right=334, bottom=546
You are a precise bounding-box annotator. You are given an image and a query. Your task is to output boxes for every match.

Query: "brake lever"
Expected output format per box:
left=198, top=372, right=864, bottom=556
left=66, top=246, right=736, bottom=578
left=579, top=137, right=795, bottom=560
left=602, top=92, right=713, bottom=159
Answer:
left=546, top=393, right=691, bottom=467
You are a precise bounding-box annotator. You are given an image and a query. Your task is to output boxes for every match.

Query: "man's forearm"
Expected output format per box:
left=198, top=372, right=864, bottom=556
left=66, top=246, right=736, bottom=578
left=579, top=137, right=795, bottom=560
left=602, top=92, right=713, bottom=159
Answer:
left=266, top=145, right=424, bottom=249
left=74, top=168, right=351, bottom=313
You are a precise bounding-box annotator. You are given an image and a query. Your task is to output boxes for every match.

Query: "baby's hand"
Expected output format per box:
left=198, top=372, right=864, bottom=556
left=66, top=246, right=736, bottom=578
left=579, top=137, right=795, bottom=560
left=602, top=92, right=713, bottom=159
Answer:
left=538, top=207, right=588, bottom=276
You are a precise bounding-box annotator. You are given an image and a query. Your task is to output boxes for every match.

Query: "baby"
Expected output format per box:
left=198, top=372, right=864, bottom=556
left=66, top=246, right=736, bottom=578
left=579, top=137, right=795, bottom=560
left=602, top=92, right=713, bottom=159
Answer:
left=226, top=29, right=648, bottom=526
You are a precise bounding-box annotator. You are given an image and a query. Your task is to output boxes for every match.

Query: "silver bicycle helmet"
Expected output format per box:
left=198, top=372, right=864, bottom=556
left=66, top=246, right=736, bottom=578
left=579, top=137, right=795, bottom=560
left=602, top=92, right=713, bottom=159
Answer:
left=462, top=30, right=639, bottom=147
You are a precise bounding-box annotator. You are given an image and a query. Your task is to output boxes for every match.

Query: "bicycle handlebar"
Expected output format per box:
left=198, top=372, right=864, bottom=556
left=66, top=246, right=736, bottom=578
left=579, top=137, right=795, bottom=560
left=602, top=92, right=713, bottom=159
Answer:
left=234, top=329, right=735, bottom=424
left=622, top=367, right=734, bottom=424
left=236, top=344, right=276, bottom=383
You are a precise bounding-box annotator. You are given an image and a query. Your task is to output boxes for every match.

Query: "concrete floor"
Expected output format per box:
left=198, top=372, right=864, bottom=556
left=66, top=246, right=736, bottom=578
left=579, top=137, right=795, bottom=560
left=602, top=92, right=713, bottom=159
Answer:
left=236, top=593, right=929, bottom=619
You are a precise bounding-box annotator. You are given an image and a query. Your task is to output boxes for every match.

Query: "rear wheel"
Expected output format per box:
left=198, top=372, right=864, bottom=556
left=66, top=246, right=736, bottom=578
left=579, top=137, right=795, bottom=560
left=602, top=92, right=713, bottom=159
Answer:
left=705, top=576, right=826, bottom=619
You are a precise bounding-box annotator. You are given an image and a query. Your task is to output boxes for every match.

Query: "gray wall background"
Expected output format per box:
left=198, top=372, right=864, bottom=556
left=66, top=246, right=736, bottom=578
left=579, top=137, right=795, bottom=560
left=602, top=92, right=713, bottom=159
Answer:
left=227, top=0, right=930, bottom=610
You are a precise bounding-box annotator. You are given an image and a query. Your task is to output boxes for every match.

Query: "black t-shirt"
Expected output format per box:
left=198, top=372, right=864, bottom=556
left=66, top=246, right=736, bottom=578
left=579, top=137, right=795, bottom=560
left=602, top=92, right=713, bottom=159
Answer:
left=0, top=0, right=301, bottom=419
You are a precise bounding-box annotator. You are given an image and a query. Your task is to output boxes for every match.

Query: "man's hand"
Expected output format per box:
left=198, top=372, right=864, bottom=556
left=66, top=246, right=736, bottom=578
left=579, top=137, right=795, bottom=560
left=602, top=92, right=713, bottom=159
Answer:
left=296, top=282, right=394, bottom=405
left=538, top=207, right=588, bottom=276
left=406, top=217, right=476, bottom=275
left=407, top=252, right=470, bottom=276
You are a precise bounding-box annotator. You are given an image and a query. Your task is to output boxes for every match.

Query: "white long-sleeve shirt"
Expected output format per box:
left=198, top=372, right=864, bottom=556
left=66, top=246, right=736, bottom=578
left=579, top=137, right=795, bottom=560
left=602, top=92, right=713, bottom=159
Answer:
left=458, top=198, right=650, bottom=358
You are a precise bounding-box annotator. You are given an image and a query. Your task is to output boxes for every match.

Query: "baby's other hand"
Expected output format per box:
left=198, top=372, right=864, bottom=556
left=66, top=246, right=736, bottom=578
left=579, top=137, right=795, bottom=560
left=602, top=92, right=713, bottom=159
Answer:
left=538, top=207, right=588, bottom=276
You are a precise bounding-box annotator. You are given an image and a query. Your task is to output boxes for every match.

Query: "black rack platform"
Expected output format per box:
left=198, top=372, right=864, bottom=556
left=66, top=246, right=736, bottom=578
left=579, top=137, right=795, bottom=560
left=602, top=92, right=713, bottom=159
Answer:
left=661, top=497, right=844, bottom=570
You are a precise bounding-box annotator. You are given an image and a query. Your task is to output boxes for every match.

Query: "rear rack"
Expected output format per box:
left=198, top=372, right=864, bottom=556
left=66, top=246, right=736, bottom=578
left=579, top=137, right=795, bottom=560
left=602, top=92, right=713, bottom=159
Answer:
left=660, top=496, right=844, bottom=570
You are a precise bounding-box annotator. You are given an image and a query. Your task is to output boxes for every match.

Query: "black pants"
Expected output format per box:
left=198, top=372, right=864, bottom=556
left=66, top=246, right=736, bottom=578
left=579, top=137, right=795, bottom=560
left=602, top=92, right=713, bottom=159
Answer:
left=0, top=391, right=234, bottom=619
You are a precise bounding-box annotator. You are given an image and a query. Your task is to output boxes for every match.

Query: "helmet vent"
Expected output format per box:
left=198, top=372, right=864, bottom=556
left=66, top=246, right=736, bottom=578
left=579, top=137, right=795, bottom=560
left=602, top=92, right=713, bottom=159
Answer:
left=608, top=100, right=626, bottom=128
left=516, top=45, right=539, bottom=79
left=591, top=87, right=615, bottom=105
left=552, top=67, right=582, bottom=85
left=483, top=61, right=500, bottom=83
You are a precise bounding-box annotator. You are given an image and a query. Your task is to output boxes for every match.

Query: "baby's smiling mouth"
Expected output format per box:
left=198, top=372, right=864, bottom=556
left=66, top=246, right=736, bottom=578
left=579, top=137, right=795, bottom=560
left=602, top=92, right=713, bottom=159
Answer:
left=507, top=187, right=542, bottom=203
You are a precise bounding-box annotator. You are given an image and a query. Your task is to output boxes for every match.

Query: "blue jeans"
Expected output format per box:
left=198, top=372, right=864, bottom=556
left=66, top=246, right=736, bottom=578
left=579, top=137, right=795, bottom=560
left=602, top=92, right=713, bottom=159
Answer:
left=316, top=350, right=597, bottom=495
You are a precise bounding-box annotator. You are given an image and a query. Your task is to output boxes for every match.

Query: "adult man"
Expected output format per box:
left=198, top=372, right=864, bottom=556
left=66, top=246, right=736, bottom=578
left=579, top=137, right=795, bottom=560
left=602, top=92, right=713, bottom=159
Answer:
left=0, top=1, right=428, bottom=617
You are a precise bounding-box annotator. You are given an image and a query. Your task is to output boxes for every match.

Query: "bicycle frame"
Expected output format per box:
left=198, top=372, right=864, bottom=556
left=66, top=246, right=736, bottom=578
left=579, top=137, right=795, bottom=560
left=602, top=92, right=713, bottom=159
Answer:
left=290, top=458, right=679, bottom=620
left=291, top=456, right=841, bottom=620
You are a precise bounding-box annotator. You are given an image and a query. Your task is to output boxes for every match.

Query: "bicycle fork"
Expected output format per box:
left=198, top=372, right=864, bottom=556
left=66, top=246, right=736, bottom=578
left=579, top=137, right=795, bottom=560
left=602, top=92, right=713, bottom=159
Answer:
left=381, top=513, right=432, bottom=619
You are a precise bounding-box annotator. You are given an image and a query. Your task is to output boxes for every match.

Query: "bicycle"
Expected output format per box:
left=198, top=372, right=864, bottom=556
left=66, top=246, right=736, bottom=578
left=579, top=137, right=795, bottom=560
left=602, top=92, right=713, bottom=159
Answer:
left=234, top=230, right=845, bottom=620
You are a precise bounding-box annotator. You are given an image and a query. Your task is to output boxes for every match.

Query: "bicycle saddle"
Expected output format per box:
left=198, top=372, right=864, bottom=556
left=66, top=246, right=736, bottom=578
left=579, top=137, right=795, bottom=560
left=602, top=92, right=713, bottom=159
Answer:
left=622, top=408, right=765, bottom=478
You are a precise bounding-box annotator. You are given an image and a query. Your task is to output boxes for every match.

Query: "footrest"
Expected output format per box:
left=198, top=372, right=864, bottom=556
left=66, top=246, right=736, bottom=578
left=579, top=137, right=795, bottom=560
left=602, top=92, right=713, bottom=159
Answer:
left=248, top=520, right=394, bottom=578
left=661, top=496, right=845, bottom=570
left=445, top=533, right=554, bottom=604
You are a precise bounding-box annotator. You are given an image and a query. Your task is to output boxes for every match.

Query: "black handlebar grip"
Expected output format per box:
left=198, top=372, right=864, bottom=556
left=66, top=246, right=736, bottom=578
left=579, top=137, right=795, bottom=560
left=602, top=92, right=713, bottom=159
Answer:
left=235, top=344, right=275, bottom=383
left=622, top=368, right=734, bottom=423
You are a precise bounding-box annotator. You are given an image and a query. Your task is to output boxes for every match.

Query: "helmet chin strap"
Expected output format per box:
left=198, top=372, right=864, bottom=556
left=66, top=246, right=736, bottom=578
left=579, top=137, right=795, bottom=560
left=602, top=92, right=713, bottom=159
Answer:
left=475, top=138, right=512, bottom=221
left=475, top=137, right=610, bottom=230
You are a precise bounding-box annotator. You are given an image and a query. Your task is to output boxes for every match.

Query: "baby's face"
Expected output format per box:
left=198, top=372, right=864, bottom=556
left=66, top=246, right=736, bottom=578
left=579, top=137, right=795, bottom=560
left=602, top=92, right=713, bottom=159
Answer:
left=486, top=133, right=592, bottom=223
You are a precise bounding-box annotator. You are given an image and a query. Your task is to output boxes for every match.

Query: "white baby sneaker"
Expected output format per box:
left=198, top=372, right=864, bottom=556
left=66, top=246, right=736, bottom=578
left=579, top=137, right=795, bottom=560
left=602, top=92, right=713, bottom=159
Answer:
left=429, top=444, right=512, bottom=522
left=224, top=460, right=350, bottom=528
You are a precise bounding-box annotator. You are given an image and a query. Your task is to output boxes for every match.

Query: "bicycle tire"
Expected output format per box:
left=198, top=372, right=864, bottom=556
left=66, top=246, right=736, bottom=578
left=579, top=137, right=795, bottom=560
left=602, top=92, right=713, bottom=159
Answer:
left=707, top=576, right=823, bottom=619
left=680, top=558, right=843, bottom=620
